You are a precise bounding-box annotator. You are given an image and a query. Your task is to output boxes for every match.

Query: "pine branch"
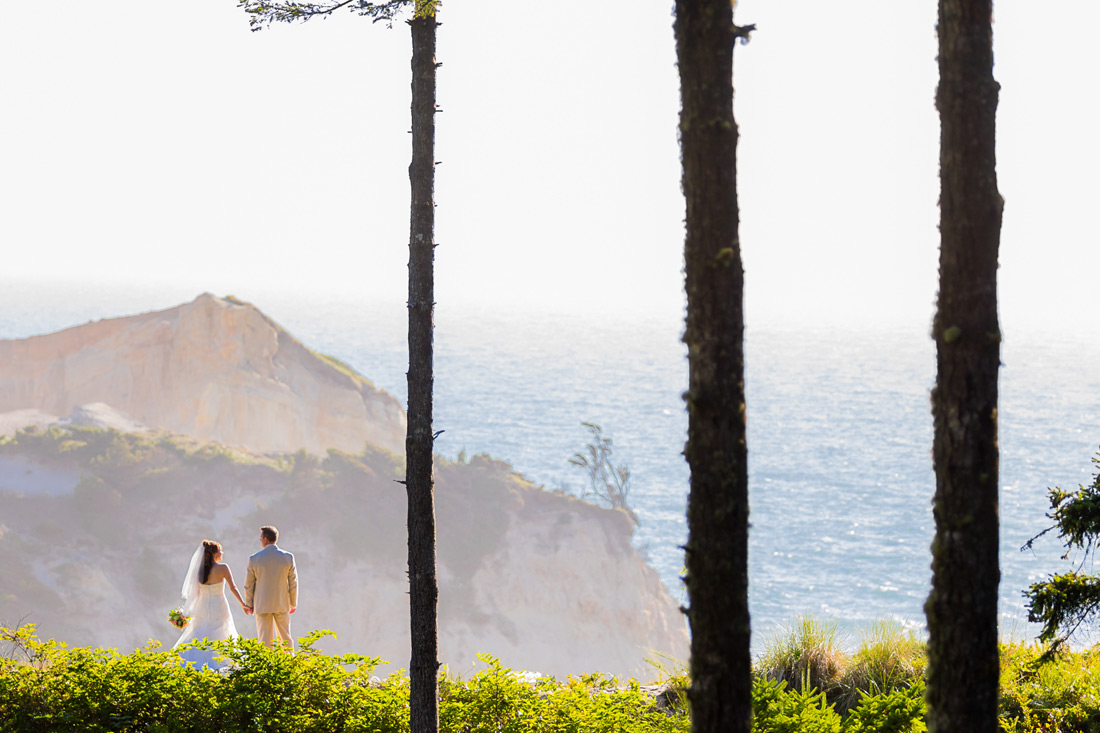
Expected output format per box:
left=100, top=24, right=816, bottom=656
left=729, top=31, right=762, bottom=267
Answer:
left=238, top=0, right=412, bottom=29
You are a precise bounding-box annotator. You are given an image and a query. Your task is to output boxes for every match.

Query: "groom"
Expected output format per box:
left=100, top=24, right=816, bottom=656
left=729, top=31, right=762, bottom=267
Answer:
left=243, top=525, right=298, bottom=649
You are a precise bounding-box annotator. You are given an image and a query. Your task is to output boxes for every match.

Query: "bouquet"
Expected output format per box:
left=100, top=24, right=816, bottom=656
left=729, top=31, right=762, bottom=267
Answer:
left=168, top=608, right=190, bottom=630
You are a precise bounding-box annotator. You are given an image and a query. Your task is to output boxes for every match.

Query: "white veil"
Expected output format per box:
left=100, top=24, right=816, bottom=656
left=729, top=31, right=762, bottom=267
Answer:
left=180, top=544, right=205, bottom=616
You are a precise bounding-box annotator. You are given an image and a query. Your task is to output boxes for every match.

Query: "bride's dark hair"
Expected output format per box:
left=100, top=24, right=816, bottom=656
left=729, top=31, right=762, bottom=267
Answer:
left=200, top=540, right=222, bottom=584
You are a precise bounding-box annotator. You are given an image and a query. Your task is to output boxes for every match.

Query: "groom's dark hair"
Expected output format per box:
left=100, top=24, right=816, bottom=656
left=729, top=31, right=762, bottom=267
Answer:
left=260, top=525, right=279, bottom=543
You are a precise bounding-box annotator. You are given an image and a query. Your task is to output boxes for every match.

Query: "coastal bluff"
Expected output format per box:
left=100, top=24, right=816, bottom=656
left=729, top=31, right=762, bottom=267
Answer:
left=0, top=430, right=690, bottom=679
left=0, top=293, right=406, bottom=455
left=0, top=296, right=689, bottom=678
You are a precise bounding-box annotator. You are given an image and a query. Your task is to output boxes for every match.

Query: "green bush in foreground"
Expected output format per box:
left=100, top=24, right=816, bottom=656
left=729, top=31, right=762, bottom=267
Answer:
left=0, top=626, right=688, bottom=733
left=751, top=675, right=925, bottom=733
left=751, top=618, right=1100, bottom=733
left=11, top=622, right=1100, bottom=732
left=0, top=626, right=402, bottom=733
left=998, top=642, right=1100, bottom=733
left=756, top=617, right=925, bottom=717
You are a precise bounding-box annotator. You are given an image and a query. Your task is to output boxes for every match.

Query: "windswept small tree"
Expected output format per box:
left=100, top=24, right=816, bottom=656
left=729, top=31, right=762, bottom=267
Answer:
left=238, top=3, right=442, bottom=732
left=1024, top=449, right=1100, bottom=655
left=569, top=422, right=639, bottom=527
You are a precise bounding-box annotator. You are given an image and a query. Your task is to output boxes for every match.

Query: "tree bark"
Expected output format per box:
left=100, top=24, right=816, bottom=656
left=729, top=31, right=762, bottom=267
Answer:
left=926, top=1, right=1003, bottom=731
left=675, top=2, right=751, bottom=732
left=406, top=12, right=439, bottom=733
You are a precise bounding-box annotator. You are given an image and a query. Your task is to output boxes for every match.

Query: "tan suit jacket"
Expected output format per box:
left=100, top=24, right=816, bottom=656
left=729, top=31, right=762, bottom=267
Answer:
left=244, top=544, right=298, bottom=614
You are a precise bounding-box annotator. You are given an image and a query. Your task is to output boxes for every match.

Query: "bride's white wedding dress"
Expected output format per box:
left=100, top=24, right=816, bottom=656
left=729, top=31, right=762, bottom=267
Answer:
left=173, top=579, right=238, bottom=669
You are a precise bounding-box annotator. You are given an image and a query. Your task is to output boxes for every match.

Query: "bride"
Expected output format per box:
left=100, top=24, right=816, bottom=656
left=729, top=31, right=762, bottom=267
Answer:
left=173, top=540, right=248, bottom=668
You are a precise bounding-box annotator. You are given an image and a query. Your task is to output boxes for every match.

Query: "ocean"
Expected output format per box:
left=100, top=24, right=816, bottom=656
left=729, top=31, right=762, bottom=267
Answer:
left=2, top=281, right=1098, bottom=654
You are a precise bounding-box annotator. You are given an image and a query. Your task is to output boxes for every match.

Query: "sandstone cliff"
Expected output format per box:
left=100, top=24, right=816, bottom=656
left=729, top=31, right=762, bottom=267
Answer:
left=0, top=294, right=406, bottom=455
left=0, top=429, right=690, bottom=680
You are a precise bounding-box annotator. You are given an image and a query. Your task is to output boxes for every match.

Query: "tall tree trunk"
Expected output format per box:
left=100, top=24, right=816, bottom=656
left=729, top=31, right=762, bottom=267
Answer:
left=406, top=11, right=439, bottom=733
left=926, top=1, right=1002, bottom=731
left=675, top=2, right=751, bottom=732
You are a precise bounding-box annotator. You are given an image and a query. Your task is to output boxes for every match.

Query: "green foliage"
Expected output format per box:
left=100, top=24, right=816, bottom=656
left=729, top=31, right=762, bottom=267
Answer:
left=1041, top=454, right=1100, bottom=555
left=22, top=622, right=1100, bottom=732
left=0, top=629, right=685, bottom=733
left=751, top=671, right=925, bottom=733
left=998, top=642, right=1100, bottom=733
left=0, top=626, right=390, bottom=733
left=753, top=619, right=927, bottom=731
left=439, top=654, right=543, bottom=732
left=0, top=425, right=263, bottom=473
left=841, top=681, right=926, bottom=733
left=313, top=350, right=369, bottom=382
left=1025, top=572, right=1100, bottom=645
left=545, top=673, right=686, bottom=733
left=237, top=0, right=440, bottom=32
left=751, top=676, right=843, bottom=733
left=1024, top=449, right=1100, bottom=648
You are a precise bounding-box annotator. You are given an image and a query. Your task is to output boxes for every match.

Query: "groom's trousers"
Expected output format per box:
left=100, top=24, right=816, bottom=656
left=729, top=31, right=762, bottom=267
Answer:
left=255, top=612, right=292, bottom=649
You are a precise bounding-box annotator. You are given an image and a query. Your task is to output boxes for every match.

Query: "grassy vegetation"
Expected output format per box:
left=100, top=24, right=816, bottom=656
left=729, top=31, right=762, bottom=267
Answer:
left=752, top=617, right=1100, bottom=733
left=756, top=616, right=847, bottom=699
left=7, top=619, right=1100, bottom=732
left=312, top=349, right=374, bottom=384
left=755, top=617, right=926, bottom=716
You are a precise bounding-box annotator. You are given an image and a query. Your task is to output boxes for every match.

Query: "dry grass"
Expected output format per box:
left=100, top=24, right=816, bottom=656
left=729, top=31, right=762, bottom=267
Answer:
left=755, top=615, right=846, bottom=695
left=834, top=620, right=926, bottom=713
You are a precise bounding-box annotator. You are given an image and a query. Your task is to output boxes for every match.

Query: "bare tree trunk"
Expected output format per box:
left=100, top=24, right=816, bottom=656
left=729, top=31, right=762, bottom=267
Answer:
left=925, top=1, right=1003, bottom=731
left=675, top=1, right=751, bottom=732
left=406, top=12, right=439, bottom=733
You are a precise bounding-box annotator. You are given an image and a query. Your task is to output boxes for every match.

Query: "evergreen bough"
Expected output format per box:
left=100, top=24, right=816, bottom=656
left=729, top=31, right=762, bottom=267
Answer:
left=1024, top=449, right=1100, bottom=653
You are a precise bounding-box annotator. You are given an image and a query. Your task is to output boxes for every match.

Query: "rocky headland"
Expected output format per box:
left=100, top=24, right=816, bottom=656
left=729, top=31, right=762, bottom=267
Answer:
left=0, top=297, right=688, bottom=679
left=0, top=293, right=406, bottom=456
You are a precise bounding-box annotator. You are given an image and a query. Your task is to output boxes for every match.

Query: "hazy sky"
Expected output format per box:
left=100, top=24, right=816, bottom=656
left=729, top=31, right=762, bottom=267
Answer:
left=1, top=1, right=1096, bottom=331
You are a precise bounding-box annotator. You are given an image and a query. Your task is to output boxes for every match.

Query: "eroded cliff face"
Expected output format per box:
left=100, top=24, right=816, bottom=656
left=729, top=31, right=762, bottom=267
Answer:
left=0, top=294, right=406, bottom=455
left=0, top=297, right=689, bottom=678
left=0, top=435, right=690, bottom=680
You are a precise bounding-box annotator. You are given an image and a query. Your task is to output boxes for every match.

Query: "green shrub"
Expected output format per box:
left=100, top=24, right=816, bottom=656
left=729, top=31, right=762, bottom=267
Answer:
left=22, top=621, right=1100, bottom=733
left=841, top=680, right=926, bottom=733
left=440, top=654, right=543, bottom=733
left=1, top=628, right=687, bottom=733
left=752, top=676, right=843, bottom=733
left=0, top=626, right=390, bottom=733
left=552, top=673, right=688, bottom=733
left=999, top=642, right=1100, bottom=733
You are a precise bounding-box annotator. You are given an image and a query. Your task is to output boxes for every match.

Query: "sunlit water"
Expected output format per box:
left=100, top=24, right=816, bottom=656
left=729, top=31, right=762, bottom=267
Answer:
left=2, top=282, right=1098, bottom=654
